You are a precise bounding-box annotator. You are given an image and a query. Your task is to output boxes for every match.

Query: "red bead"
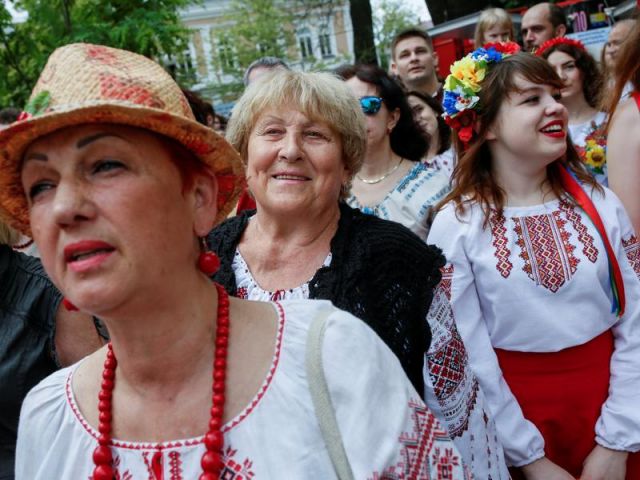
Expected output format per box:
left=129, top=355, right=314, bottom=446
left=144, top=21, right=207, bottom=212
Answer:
left=215, top=337, right=227, bottom=348
left=213, top=381, right=225, bottom=394
left=204, top=431, right=224, bottom=450
left=104, top=357, right=116, bottom=369
left=199, top=473, right=218, bottom=480
left=99, top=411, right=112, bottom=423
left=213, top=393, right=225, bottom=405
left=214, top=370, right=225, bottom=382
left=62, top=298, right=79, bottom=311
left=101, top=379, right=114, bottom=391
left=201, top=451, right=224, bottom=472
left=214, top=359, right=226, bottom=369
left=198, top=252, right=220, bottom=275
left=102, top=368, right=115, bottom=380
left=98, top=390, right=111, bottom=401
left=92, top=445, right=113, bottom=465
left=217, top=326, right=229, bottom=337
left=215, top=347, right=227, bottom=359
left=98, top=400, right=111, bottom=411
left=98, top=422, right=111, bottom=434
left=210, top=406, right=223, bottom=419
left=92, top=464, right=114, bottom=480
left=209, top=418, right=222, bottom=430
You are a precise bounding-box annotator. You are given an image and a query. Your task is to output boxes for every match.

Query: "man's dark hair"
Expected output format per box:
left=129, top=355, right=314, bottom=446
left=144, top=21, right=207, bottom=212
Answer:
left=548, top=3, right=567, bottom=28
left=390, top=28, right=434, bottom=60
left=0, top=107, right=20, bottom=125
left=243, top=56, right=289, bottom=86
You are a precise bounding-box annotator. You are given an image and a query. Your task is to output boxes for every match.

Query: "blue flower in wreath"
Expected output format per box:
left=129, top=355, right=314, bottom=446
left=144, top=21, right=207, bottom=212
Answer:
left=443, top=90, right=462, bottom=116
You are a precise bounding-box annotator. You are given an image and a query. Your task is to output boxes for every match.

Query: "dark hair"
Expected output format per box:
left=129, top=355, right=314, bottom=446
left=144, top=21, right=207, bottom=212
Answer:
left=391, top=28, right=434, bottom=60
left=406, top=90, right=451, bottom=154
left=540, top=42, right=603, bottom=108
left=0, top=107, right=20, bottom=125
left=335, top=63, right=429, bottom=162
left=243, top=56, right=289, bottom=86
left=440, top=53, right=599, bottom=224
left=181, top=89, right=215, bottom=127
left=607, top=16, right=640, bottom=118
left=548, top=3, right=567, bottom=28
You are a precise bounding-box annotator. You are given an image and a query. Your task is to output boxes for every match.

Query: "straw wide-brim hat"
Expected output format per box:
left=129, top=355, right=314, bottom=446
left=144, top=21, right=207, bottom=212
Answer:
left=0, top=43, right=245, bottom=236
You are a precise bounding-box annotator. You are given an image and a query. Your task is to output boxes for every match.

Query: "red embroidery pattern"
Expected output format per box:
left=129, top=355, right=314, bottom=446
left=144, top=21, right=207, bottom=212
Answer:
left=513, top=212, right=579, bottom=292
left=440, top=264, right=454, bottom=300
left=622, top=235, right=640, bottom=278
left=236, top=287, right=248, bottom=299
left=489, top=210, right=513, bottom=278
left=98, top=73, right=166, bottom=109
left=222, top=446, right=255, bottom=479
left=169, top=451, right=182, bottom=480
left=432, top=447, right=462, bottom=479
left=368, top=399, right=458, bottom=479
left=559, top=199, right=598, bottom=263
left=141, top=451, right=163, bottom=479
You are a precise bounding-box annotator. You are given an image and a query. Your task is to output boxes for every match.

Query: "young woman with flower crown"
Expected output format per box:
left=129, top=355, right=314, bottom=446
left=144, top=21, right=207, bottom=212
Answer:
left=428, top=42, right=640, bottom=479
left=536, top=38, right=608, bottom=185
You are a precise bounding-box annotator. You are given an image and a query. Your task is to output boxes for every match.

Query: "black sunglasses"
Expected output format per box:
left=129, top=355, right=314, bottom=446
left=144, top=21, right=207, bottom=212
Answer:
left=359, top=96, right=383, bottom=115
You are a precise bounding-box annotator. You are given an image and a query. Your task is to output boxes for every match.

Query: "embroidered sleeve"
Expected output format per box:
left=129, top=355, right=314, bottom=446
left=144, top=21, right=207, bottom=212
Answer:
left=594, top=193, right=640, bottom=451
left=428, top=204, right=545, bottom=467
left=320, top=304, right=469, bottom=479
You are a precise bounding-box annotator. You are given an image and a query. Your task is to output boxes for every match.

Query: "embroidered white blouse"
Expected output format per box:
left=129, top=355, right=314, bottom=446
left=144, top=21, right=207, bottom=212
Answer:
left=427, top=187, right=640, bottom=467
left=426, top=148, right=456, bottom=179
left=233, top=249, right=510, bottom=479
left=16, top=300, right=468, bottom=480
left=347, top=161, right=450, bottom=240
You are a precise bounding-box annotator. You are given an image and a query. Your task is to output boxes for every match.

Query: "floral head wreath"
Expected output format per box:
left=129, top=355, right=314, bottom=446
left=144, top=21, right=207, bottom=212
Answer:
left=442, top=41, right=520, bottom=144
left=534, top=37, right=586, bottom=57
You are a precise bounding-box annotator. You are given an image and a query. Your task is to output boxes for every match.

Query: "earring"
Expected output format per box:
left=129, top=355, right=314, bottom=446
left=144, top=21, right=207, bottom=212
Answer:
left=198, top=237, right=220, bottom=275
left=62, top=298, right=79, bottom=312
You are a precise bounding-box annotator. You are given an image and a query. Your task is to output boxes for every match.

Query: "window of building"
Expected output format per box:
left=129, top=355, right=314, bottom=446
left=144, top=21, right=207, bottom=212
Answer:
left=318, top=25, right=333, bottom=58
left=298, top=27, right=314, bottom=59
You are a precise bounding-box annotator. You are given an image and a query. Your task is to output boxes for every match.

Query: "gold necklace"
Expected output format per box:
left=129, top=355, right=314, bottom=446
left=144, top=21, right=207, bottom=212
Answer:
left=356, top=158, right=403, bottom=185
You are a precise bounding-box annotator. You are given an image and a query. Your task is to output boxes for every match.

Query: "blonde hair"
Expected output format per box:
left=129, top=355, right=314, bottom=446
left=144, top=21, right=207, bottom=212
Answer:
left=225, top=69, right=367, bottom=190
left=474, top=8, right=515, bottom=48
left=0, top=218, right=20, bottom=246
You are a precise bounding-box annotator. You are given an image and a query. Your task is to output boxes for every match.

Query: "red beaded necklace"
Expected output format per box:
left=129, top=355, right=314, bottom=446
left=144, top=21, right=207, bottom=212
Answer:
left=92, top=283, right=230, bottom=480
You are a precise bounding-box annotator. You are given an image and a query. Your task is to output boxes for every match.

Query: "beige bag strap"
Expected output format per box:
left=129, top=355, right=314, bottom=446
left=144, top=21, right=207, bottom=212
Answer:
left=306, top=309, right=355, bottom=480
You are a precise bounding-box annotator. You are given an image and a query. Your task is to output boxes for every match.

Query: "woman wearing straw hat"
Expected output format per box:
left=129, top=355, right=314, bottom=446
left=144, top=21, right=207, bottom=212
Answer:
left=2, top=43, right=466, bottom=479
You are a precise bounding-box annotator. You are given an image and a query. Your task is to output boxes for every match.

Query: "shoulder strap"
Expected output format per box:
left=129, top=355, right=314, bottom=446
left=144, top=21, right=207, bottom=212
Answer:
left=306, top=308, right=355, bottom=480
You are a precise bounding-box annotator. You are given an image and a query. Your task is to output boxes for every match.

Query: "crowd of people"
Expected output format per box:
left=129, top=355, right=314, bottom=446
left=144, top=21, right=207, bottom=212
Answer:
left=1, top=3, right=640, bottom=479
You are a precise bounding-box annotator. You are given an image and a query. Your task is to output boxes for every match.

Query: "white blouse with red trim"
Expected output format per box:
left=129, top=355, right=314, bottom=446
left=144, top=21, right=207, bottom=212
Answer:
left=16, top=300, right=468, bottom=480
left=427, top=186, right=640, bottom=467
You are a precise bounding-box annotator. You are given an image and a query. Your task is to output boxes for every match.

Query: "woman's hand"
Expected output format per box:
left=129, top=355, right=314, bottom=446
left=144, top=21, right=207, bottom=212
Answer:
left=580, top=445, right=627, bottom=480
left=520, top=457, right=576, bottom=480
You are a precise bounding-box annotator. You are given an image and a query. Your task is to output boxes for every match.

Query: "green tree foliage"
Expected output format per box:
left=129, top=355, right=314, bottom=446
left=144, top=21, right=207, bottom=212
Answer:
left=373, top=0, right=418, bottom=70
left=0, top=0, right=194, bottom=108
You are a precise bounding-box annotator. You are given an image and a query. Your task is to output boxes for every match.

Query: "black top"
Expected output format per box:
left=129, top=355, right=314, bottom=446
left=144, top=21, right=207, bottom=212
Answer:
left=0, top=246, right=60, bottom=480
left=207, top=202, right=445, bottom=394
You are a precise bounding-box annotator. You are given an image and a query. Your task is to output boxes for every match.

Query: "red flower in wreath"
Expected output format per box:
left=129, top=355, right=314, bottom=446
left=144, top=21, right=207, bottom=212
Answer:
left=445, top=110, right=477, bottom=144
left=484, top=41, right=521, bottom=55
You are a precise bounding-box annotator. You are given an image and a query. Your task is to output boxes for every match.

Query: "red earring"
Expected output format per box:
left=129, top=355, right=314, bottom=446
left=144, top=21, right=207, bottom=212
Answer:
left=62, top=298, right=79, bottom=311
left=198, top=237, right=220, bottom=275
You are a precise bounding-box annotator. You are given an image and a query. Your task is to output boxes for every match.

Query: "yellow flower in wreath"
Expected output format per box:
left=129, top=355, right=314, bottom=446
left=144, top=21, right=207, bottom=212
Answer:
left=450, top=56, right=485, bottom=93
left=584, top=139, right=606, bottom=169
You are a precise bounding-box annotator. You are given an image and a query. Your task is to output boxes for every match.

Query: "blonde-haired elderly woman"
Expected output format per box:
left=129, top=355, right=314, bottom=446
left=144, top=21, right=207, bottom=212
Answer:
left=6, top=44, right=466, bottom=479
left=209, top=68, right=508, bottom=478
left=0, top=217, right=102, bottom=479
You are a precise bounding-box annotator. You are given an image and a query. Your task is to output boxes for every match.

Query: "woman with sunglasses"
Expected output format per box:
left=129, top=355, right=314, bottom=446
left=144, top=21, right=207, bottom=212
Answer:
left=336, top=64, right=450, bottom=240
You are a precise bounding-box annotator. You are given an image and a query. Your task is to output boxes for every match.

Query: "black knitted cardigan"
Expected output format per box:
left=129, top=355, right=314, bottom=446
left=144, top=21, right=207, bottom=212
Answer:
left=207, top=202, right=445, bottom=394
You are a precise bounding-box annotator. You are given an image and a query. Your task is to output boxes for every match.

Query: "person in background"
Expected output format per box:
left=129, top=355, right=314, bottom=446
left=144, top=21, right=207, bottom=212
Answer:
left=338, top=63, right=449, bottom=240
left=406, top=90, right=455, bottom=177
left=1, top=216, right=104, bottom=480
left=474, top=8, right=515, bottom=47
left=181, top=88, right=216, bottom=128
left=607, top=16, right=640, bottom=234
left=537, top=37, right=608, bottom=185
left=243, top=56, right=289, bottom=86
left=7, top=43, right=465, bottom=479
left=212, top=113, right=227, bottom=135
left=601, top=18, right=636, bottom=101
left=390, top=28, right=442, bottom=101
left=521, top=2, right=567, bottom=51
left=208, top=67, right=508, bottom=479
left=431, top=42, right=640, bottom=480
left=0, top=108, right=20, bottom=129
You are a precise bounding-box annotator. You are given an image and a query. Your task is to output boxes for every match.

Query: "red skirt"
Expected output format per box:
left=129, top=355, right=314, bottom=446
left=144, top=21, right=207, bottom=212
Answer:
left=495, top=330, right=640, bottom=479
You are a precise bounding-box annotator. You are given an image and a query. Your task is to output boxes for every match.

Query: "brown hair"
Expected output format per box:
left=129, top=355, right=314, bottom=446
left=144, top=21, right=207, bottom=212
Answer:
left=391, top=28, right=434, bottom=60
left=539, top=42, right=603, bottom=108
left=606, top=16, right=640, bottom=118
left=440, top=53, right=599, bottom=225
